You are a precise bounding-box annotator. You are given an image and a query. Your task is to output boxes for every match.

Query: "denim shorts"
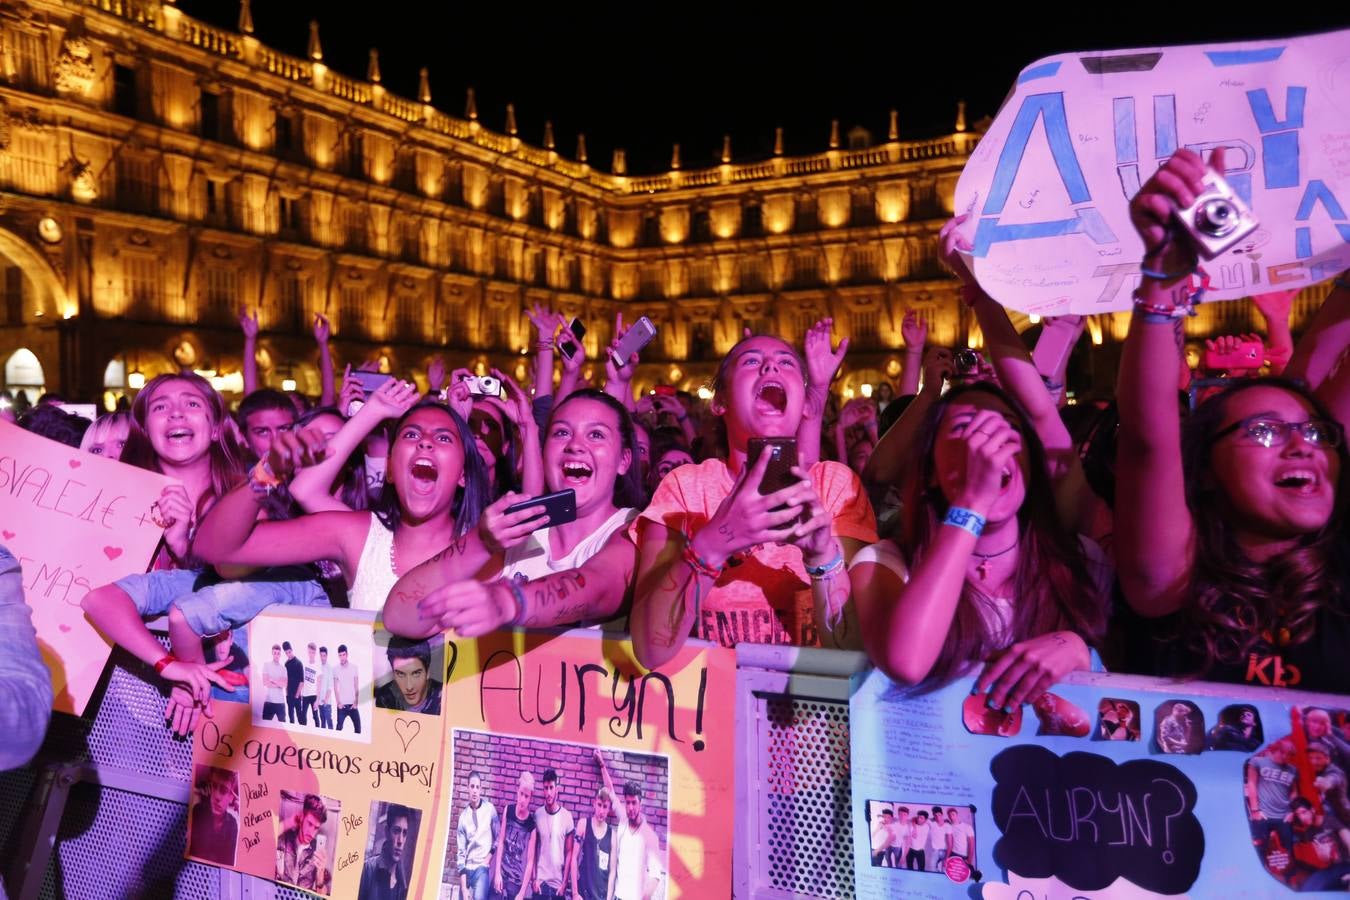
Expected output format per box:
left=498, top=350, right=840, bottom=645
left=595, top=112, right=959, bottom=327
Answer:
left=116, top=567, right=330, bottom=637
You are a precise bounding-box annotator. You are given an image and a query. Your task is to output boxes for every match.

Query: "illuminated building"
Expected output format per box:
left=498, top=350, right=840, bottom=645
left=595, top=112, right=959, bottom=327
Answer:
left=0, top=1, right=1307, bottom=407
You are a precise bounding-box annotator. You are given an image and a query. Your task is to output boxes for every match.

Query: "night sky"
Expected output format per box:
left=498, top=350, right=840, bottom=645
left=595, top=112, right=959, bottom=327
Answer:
left=177, top=2, right=1349, bottom=174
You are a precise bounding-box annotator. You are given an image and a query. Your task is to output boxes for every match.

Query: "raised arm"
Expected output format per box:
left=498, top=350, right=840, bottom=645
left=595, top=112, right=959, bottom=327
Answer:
left=240, top=308, right=259, bottom=395
left=603, top=311, right=640, bottom=413
left=289, top=379, right=418, bottom=512
left=799, top=318, right=848, bottom=470
left=313, top=314, right=336, bottom=408
left=1115, top=149, right=1213, bottom=617
left=899, top=310, right=926, bottom=397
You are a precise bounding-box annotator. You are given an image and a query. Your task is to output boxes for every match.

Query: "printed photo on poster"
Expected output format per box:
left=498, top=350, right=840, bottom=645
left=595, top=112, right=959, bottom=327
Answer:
left=204, top=626, right=249, bottom=705
left=1029, top=692, right=1090, bottom=737
left=864, top=800, right=977, bottom=878
left=372, top=631, right=444, bottom=716
left=274, top=791, right=341, bottom=897
left=1154, top=700, right=1205, bottom=755
left=1208, top=703, right=1264, bottom=751
left=356, top=800, right=423, bottom=900
left=962, top=693, right=1022, bottom=737
left=1092, top=698, right=1141, bottom=741
left=187, top=764, right=239, bottom=867
left=450, top=730, right=670, bottom=900
left=249, top=614, right=373, bottom=743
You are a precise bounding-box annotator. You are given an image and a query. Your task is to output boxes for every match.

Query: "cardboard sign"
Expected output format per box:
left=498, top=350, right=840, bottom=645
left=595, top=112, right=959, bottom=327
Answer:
left=955, top=28, right=1350, bottom=314
left=0, top=420, right=172, bottom=714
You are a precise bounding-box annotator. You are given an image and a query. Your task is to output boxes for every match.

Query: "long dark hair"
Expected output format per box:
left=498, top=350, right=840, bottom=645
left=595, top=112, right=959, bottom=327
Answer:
left=1179, top=377, right=1350, bottom=671
left=896, top=383, right=1106, bottom=686
left=550, top=389, right=644, bottom=509
left=121, top=373, right=247, bottom=518
left=372, top=401, right=488, bottom=537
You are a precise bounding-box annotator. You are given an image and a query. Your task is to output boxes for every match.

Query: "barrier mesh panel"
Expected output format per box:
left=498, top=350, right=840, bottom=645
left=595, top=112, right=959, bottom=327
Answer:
left=0, top=767, right=35, bottom=857
left=761, top=696, right=853, bottom=899
left=39, top=782, right=218, bottom=900
left=86, top=647, right=195, bottom=783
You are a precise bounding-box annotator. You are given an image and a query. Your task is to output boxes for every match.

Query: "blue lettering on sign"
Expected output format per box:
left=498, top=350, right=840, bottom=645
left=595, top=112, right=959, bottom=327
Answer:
left=1246, top=87, right=1306, bottom=189
left=1019, top=61, right=1063, bottom=84
left=1293, top=180, right=1350, bottom=259
left=1153, top=95, right=1178, bottom=159
left=1205, top=48, right=1286, bottom=67
left=983, top=93, right=1090, bottom=216
left=976, top=93, right=1112, bottom=256
left=974, top=208, right=1116, bottom=257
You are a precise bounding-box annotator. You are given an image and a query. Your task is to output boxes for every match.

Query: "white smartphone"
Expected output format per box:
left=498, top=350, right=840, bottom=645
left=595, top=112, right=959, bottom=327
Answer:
left=610, top=316, right=658, bottom=368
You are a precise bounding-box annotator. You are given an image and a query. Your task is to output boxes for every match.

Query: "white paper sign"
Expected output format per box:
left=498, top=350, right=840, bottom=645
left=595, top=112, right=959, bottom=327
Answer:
left=955, top=29, right=1350, bottom=314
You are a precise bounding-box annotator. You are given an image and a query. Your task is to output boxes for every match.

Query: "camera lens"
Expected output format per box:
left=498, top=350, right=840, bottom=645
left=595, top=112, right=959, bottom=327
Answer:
left=1197, top=198, right=1238, bottom=237
left=954, top=349, right=978, bottom=374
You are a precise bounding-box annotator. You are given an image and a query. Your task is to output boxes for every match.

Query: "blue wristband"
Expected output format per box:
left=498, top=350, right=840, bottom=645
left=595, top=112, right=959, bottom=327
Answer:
left=943, top=506, right=986, bottom=538
left=805, top=553, right=844, bottom=579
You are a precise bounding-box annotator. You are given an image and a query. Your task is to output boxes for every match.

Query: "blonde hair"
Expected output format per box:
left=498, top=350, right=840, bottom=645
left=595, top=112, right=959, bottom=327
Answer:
left=79, top=411, right=132, bottom=457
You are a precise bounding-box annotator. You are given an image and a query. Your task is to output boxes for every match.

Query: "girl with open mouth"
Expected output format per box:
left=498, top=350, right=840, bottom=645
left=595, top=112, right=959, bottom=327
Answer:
left=627, top=334, right=879, bottom=668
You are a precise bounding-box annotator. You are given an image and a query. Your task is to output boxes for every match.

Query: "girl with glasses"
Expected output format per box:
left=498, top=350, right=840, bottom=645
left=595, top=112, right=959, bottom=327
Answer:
left=1116, top=146, right=1350, bottom=691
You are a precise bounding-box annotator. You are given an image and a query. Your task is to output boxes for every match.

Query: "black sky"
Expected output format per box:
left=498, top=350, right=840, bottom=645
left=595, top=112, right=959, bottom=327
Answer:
left=176, top=2, right=1350, bottom=174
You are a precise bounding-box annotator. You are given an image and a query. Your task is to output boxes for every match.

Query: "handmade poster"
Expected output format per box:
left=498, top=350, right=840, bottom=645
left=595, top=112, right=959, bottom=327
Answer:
left=443, top=629, right=736, bottom=900
left=0, top=419, right=172, bottom=715
left=954, top=28, right=1350, bottom=314
left=852, top=668, right=1350, bottom=898
left=188, top=607, right=454, bottom=898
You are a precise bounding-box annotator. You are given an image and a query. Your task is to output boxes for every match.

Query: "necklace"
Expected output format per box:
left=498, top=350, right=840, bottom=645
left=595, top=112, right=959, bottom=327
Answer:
left=389, top=536, right=397, bottom=576
left=972, top=540, right=1017, bottom=582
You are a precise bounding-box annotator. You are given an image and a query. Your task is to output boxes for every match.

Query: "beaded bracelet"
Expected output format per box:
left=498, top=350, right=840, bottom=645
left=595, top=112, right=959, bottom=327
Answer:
left=805, top=553, right=844, bottom=580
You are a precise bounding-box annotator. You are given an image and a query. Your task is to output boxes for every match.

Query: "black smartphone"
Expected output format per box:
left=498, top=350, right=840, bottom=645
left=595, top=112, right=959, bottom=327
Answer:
left=558, top=318, right=587, bottom=360
left=746, top=437, right=801, bottom=495
left=503, top=488, right=577, bottom=531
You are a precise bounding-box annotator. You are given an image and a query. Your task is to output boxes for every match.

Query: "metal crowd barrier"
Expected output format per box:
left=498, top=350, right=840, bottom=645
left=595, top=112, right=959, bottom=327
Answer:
left=0, top=626, right=868, bottom=900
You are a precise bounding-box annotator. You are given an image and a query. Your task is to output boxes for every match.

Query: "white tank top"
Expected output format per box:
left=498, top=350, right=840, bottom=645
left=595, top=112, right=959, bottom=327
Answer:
left=501, top=507, right=638, bottom=583
left=348, top=513, right=398, bottom=611
left=614, top=820, right=648, bottom=900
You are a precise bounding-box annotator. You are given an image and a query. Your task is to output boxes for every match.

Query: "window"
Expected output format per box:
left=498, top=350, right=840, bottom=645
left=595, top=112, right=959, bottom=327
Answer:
left=202, top=268, right=237, bottom=319
left=13, top=30, right=48, bottom=91
left=274, top=114, right=294, bottom=154
left=122, top=255, right=163, bottom=316
left=116, top=156, right=155, bottom=214
left=278, top=196, right=299, bottom=234
left=113, top=64, right=137, bottom=117
left=199, top=91, right=219, bottom=140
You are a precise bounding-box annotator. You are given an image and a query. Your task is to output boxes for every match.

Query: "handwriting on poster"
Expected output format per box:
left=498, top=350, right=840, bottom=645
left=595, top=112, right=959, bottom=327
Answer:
left=197, top=724, right=435, bottom=789
left=991, top=746, right=1203, bottom=894
left=474, top=646, right=710, bottom=750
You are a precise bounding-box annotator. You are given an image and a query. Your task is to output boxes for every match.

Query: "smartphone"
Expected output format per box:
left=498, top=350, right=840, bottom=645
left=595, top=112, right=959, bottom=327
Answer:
left=315, top=833, right=326, bottom=854
left=610, top=316, right=658, bottom=368
left=1204, top=340, right=1264, bottom=372
left=1030, top=315, right=1084, bottom=382
left=651, top=384, right=676, bottom=398
left=558, top=318, right=587, bottom=360
left=746, top=437, right=800, bottom=496
left=503, top=488, right=577, bottom=531
left=350, top=371, right=393, bottom=395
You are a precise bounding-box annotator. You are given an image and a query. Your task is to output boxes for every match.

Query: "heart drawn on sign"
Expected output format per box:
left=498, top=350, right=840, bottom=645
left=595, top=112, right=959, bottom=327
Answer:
left=2, top=530, right=14, bottom=540
left=394, top=718, right=421, bottom=752
left=58, top=624, right=72, bottom=633
left=68, top=459, right=81, bottom=468
left=102, top=546, right=123, bottom=561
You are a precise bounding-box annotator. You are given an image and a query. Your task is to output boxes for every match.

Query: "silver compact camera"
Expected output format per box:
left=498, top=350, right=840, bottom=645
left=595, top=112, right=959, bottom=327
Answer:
left=461, top=374, right=503, bottom=399
left=1173, top=171, right=1258, bottom=259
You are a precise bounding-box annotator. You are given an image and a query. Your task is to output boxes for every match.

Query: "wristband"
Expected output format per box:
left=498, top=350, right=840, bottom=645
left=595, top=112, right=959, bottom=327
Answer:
left=805, top=553, right=844, bottom=579
left=249, top=458, right=281, bottom=497
left=154, top=653, right=177, bottom=675
left=682, top=542, right=724, bottom=580
left=943, top=506, right=986, bottom=538
left=505, top=580, right=528, bottom=627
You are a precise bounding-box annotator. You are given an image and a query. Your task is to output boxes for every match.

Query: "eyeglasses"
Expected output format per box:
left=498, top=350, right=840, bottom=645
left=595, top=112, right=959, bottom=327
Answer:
left=1213, top=416, right=1344, bottom=449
